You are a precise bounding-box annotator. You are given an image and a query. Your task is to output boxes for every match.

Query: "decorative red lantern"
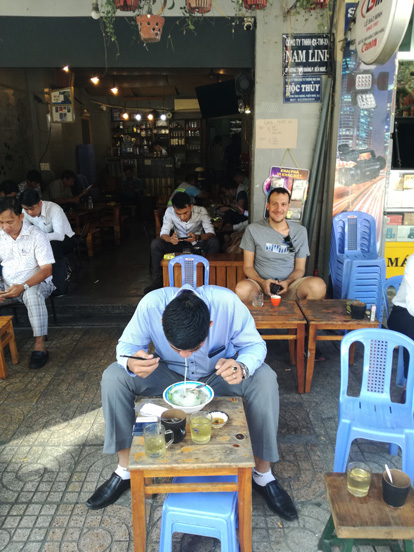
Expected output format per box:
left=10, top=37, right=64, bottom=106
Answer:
left=115, top=0, right=139, bottom=11
left=186, top=0, right=212, bottom=14
left=243, top=0, right=267, bottom=9
left=136, top=14, right=165, bottom=43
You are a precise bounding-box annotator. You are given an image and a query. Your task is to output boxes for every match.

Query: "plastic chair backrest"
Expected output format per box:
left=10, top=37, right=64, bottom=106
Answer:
left=383, top=275, right=403, bottom=319
left=168, top=255, right=210, bottom=288
left=339, top=328, right=414, bottom=411
left=332, top=211, right=378, bottom=259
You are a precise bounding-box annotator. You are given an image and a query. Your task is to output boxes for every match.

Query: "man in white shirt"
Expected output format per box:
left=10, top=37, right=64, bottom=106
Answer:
left=388, top=253, right=414, bottom=379
left=0, top=197, right=55, bottom=369
left=145, top=192, right=220, bottom=294
left=20, top=190, right=75, bottom=260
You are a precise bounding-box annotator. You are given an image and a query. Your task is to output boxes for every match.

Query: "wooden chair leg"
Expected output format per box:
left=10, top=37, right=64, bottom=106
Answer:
left=0, top=346, right=7, bottom=379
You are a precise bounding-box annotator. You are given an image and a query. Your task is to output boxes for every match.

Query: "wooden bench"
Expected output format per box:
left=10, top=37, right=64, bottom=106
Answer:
left=161, top=253, right=244, bottom=292
left=0, top=316, right=19, bottom=379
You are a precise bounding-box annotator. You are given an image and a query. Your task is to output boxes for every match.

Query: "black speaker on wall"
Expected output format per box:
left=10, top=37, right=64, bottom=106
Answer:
left=235, top=71, right=254, bottom=97
left=196, top=79, right=239, bottom=119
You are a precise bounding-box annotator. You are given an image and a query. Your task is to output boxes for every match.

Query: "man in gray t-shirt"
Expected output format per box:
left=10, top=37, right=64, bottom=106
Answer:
left=236, top=188, right=326, bottom=303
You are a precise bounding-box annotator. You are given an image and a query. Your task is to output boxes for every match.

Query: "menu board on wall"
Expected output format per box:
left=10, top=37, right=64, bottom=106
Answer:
left=50, top=87, right=74, bottom=123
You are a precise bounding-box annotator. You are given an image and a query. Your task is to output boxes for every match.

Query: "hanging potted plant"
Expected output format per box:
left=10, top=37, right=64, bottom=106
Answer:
left=243, top=0, right=267, bottom=9
left=115, top=0, right=140, bottom=11
left=186, top=0, right=212, bottom=14
left=136, top=0, right=167, bottom=43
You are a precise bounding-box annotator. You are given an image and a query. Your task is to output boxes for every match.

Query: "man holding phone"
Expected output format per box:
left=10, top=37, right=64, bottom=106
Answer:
left=235, top=187, right=326, bottom=303
left=145, top=192, right=220, bottom=294
left=20, top=190, right=75, bottom=260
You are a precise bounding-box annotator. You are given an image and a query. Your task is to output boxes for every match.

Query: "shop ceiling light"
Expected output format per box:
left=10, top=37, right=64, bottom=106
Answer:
left=62, top=66, right=70, bottom=73
left=135, top=113, right=142, bottom=121
left=147, top=112, right=154, bottom=121
left=111, top=86, right=119, bottom=95
left=121, top=112, right=129, bottom=120
left=160, top=113, right=167, bottom=121
left=245, top=105, right=251, bottom=114
left=90, top=76, right=100, bottom=85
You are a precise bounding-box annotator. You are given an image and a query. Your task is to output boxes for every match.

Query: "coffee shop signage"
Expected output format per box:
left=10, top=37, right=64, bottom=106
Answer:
left=282, top=34, right=330, bottom=76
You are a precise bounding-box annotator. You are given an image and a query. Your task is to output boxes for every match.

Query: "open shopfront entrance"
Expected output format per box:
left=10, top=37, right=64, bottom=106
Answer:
left=0, top=16, right=255, bottom=203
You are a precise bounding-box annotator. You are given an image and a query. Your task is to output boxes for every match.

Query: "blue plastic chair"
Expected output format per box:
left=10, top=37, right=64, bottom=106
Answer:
left=383, top=276, right=405, bottom=387
left=333, top=328, right=414, bottom=482
left=331, top=211, right=378, bottom=259
left=159, top=475, right=239, bottom=552
left=168, top=254, right=210, bottom=289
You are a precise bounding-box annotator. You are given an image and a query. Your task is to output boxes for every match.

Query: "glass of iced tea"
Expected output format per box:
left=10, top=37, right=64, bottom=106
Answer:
left=346, top=461, right=372, bottom=497
left=190, top=411, right=212, bottom=444
left=143, top=423, right=173, bottom=458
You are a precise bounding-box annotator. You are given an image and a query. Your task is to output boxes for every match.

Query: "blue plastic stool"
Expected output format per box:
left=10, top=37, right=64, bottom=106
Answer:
left=159, top=475, right=239, bottom=552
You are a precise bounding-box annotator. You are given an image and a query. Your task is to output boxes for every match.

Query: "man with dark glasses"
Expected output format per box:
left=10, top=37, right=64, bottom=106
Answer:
left=235, top=187, right=326, bottom=303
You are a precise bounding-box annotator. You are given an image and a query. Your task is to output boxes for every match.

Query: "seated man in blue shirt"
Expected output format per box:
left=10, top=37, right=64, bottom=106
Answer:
left=86, top=285, right=298, bottom=521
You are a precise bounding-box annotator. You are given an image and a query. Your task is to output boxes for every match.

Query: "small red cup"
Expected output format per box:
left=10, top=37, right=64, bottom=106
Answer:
left=271, top=295, right=281, bottom=306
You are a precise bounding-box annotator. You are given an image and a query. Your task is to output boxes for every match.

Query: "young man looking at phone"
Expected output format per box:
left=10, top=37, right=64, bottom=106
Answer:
left=20, top=190, right=75, bottom=260
left=235, top=187, right=326, bottom=303
left=145, top=192, right=220, bottom=294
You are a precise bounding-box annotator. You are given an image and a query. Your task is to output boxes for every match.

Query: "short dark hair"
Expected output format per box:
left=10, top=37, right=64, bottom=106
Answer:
left=0, top=197, right=22, bottom=216
left=0, top=180, right=18, bottom=196
left=172, top=192, right=191, bottom=210
left=184, top=174, right=196, bottom=184
left=61, top=170, right=76, bottom=181
left=26, top=170, right=41, bottom=183
left=267, top=187, right=291, bottom=202
left=20, top=189, right=40, bottom=207
left=222, top=180, right=237, bottom=191
left=162, top=291, right=211, bottom=350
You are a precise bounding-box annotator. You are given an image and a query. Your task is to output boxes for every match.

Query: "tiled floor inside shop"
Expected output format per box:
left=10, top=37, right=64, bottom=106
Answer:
left=0, top=218, right=404, bottom=551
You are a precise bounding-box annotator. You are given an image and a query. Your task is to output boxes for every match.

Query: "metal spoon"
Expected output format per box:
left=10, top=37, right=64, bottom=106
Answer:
left=189, top=372, right=216, bottom=393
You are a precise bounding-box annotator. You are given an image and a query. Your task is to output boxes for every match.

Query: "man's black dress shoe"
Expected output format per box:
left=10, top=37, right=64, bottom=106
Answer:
left=29, top=351, right=49, bottom=370
left=86, top=472, right=131, bottom=510
left=252, top=479, right=298, bottom=520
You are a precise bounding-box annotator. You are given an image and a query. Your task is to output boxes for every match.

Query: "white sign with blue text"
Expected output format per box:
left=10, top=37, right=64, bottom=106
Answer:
left=284, top=76, right=322, bottom=103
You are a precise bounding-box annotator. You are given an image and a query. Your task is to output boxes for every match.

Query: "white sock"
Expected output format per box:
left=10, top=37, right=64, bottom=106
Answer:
left=253, top=469, right=275, bottom=487
left=115, top=465, right=131, bottom=480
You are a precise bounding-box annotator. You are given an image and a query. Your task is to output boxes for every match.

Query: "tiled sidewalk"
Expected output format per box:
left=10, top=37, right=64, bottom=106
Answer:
left=0, top=326, right=403, bottom=552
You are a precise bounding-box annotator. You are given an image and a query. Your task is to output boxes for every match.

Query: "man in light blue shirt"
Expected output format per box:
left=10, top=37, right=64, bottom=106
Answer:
left=86, top=285, right=298, bottom=522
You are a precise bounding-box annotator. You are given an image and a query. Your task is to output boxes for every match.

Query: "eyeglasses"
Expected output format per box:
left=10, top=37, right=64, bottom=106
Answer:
left=283, top=235, right=296, bottom=253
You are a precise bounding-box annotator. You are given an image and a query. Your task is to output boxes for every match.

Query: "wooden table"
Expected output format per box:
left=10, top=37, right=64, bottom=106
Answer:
left=297, top=300, right=379, bottom=393
left=248, top=299, right=306, bottom=394
left=161, top=253, right=243, bottom=292
left=128, top=397, right=254, bottom=552
left=66, top=209, right=89, bottom=233
left=0, top=316, right=19, bottom=379
left=319, top=473, right=414, bottom=551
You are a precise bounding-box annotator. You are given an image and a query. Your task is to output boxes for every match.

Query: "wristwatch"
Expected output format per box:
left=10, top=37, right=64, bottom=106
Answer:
left=22, top=283, right=30, bottom=291
left=238, top=362, right=250, bottom=379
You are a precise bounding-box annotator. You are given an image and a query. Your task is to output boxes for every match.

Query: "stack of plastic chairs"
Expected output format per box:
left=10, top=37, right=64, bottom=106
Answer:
left=329, top=212, right=386, bottom=318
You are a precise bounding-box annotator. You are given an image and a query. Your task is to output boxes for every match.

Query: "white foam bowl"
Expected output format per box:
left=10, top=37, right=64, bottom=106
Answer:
left=163, top=381, right=214, bottom=414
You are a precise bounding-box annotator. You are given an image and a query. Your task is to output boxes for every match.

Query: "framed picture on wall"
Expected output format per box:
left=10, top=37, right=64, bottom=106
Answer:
left=50, top=87, right=74, bottom=123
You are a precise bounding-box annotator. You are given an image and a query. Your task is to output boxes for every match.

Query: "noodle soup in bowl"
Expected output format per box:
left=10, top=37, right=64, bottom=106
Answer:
left=163, top=381, right=214, bottom=414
